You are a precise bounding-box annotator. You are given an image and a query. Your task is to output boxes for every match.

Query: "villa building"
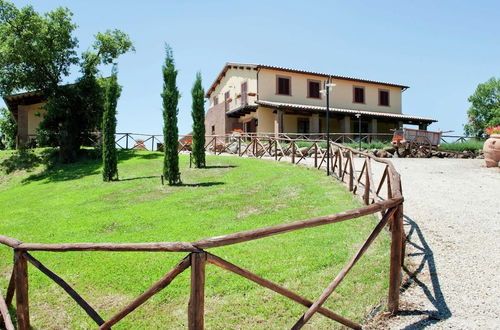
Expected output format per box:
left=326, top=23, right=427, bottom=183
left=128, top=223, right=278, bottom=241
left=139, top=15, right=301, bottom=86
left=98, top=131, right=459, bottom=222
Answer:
left=3, top=91, right=46, bottom=145
left=204, top=63, right=437, bottom=136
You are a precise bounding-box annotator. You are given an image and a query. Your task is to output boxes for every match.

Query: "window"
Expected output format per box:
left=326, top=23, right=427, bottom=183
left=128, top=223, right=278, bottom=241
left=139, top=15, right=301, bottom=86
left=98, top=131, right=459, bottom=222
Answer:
left=297, top=118, right=310, bottom=133
left=308, top=80, right=320, bottom=98
left=241, top=81, right=248, bottom=105
left=379, top=89, right=390, bottom=106
left=213, top=96, right=218, bottom=106
left=224, top=91, right=230, bottom=111
left=276, top=76, right=291, bottom=95
left=211, top=125, right=215, bottom=135
left=353, top=86, right=365, bottom=103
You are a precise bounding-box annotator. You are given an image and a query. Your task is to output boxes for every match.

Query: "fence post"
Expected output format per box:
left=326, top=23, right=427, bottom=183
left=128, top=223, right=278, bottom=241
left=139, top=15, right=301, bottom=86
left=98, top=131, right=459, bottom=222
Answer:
left=213, top=137, right=216, bottom=155
left=330, top=144, right=335, bottom=173
left=338, top=150, right=343, bottom=177
left=125, top=133, right=129, bottom=150
left=291, top=141, right=296, bottom=164
left=363, top=160, right=370, bottom=205
left=274, top=139, right=278, bottom=161
left=348, top=151, right=354, bottom=191
left=238, top=136, right=241, bottom=157
left=14, top=250, right=29, bottom=330
left=388, top=205, right=403, bottom=314
left=151, top=136, right=155, bottom=151
left=314, top=143, right=318, bottom=168
left=188, top=252, right=206, bottom=330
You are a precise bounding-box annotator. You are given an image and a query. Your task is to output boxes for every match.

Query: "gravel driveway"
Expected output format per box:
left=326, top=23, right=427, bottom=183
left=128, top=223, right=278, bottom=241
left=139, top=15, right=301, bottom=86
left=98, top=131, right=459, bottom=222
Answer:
left=250, top=154, right=499, bottom=328
left=357, top=158, right=500, bottom=329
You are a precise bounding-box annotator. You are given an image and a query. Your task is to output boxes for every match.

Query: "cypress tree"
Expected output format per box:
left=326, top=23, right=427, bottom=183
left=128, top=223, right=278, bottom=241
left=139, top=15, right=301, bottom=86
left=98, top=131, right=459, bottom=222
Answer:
left=161, top=45, right=181, bottom=185
left=102, top=65, right=121, bottom=181
left=191, top=72, right=206, bottom=168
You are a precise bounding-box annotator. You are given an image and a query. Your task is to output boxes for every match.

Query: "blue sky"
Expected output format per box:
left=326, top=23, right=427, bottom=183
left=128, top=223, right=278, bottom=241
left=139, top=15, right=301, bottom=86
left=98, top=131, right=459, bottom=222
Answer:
left=4, top=0, right=500, bottom=135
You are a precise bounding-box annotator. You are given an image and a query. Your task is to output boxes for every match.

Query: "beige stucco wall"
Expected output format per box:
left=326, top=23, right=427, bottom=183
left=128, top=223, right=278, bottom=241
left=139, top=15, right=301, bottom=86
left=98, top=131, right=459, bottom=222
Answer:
left=27, top=103, right=46, bottom=135
left=208, top=67, right=258, bottom=111
left=256, top=107, right=275, bottom=133
left=258, top=69, right=403, bottom=114
left=283, top=114, right=298, bottom=133
left=17, top=102, right=46, bottom=142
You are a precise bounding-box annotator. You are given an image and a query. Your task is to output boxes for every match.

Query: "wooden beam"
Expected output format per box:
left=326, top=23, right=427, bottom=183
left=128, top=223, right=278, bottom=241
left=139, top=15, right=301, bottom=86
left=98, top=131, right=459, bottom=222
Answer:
left=376, top=166, right=389, bottom=196
left=5, top=268, right=15, bottom=306
left=0, top=235, right=21, bottom=248
left=24, top=253, right=105, bottom=326
left=188, top=252, right=206, bottom=330
left=14, top=250, right=29, bottom=330
left=193, top=198, right=402, bottom=249
left=99, top=255, right=191, bottom=329
left=291, top=208, right=397, bottom=329
left=206, top=253, right=360, bottom=329
left=363, top=160, right=370, bottom=205
left=0, top=290, right=14, bottom=330
left=16, top=242, right=199, bottom=252
left=365, top=158, right=378, bottom=204
left=388, top=205, right=404, bottom=314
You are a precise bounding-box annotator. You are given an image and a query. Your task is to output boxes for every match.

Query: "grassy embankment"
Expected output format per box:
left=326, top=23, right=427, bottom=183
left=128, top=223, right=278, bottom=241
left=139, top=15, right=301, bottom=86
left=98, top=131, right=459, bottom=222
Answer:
left=0, top=149, right=390, bottom=329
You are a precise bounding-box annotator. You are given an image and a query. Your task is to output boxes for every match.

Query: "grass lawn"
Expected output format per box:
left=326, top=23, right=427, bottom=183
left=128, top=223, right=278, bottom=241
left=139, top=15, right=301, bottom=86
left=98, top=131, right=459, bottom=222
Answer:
left=0, top=150, right=390, bottom=329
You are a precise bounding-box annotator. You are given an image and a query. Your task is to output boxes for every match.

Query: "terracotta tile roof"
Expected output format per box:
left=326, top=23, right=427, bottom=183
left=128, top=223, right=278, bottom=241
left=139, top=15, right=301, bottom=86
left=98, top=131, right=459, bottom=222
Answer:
left=255, top=100, right=437, bottom=123
left=205, top=62, right=409, bottom=98
left=257, top=64, right=410, bottom=89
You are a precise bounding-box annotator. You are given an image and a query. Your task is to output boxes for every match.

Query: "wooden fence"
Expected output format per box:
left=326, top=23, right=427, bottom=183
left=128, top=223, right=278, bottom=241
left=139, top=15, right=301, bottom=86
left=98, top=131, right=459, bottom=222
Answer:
left=114, top=132, right=481, bottom=152
left=115, top=132, right=164, bottom=151
left=0, top=136, right=405, bottom=329
left=114, top=132, right=400, bottom=151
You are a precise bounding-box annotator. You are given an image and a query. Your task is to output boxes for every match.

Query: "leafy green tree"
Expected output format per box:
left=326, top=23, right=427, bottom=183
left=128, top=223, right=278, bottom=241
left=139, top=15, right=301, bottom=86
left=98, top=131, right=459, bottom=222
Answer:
left=0, top=1, right=133, bottom=161
left=464, top=77, right=500, bottom=138
left=0, top=107, right=17, bottom=149
left=161, top=45, right=181, bottom=185
left=191, top=72, right=206, bottom=168
left=102, top=66, right=121, bottom=181
left=0, top=1, right=78, bottom=94
left=39, top=30, right=133, bottom=162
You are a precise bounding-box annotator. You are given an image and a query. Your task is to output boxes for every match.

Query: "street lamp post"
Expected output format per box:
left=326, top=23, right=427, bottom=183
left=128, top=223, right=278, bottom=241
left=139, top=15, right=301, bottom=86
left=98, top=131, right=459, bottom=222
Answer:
left=321, top=77, right=335, bottom=175
left=355, top=113, right=361, bottom=151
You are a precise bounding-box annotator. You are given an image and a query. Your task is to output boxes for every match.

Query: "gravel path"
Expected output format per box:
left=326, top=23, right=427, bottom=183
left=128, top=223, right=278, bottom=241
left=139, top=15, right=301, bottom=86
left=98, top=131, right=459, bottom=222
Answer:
left=241, top=154, right=499, bottom=328
left=354, top=158, right=500, bottom=329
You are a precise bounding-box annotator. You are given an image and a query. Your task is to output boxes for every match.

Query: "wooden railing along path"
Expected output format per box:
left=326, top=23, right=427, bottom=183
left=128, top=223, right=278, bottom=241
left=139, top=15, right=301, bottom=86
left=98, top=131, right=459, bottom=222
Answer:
left=114, top=132, right=480, bottom=151
left=1, top=135, right=405, bottom=330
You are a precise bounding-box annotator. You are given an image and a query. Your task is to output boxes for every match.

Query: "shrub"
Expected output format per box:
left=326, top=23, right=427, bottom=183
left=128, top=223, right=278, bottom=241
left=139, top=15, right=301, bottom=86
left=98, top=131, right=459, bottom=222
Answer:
left=439, top=140, right=484, bottom=152
left=0, top=107, right=17, bottom=150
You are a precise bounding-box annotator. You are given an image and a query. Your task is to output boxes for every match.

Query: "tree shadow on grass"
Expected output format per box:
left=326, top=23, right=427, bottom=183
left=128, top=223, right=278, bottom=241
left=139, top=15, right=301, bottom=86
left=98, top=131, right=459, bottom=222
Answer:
left=203, top=165, right=237, bottom=169
left=20, top=149, right=229, bottom=185
left=119, top=175, right=161, bottom=182
left=177, top=182, right=224, bottom=187
left=21, top=154, right=101, bottom=184
left=396, top=214, right=451, bottom=329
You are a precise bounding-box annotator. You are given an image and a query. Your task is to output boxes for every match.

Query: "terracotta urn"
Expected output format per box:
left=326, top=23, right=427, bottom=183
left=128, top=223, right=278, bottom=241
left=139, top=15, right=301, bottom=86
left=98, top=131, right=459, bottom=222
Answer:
left=483, top=134, right=500, bottom=167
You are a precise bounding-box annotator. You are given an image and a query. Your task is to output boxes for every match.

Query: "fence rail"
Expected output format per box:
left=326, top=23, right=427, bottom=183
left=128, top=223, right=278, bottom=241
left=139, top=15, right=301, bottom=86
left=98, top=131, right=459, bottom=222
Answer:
left=1, top=136, right=405, bottom=329
left=112, top=132, right=481, bottom=152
